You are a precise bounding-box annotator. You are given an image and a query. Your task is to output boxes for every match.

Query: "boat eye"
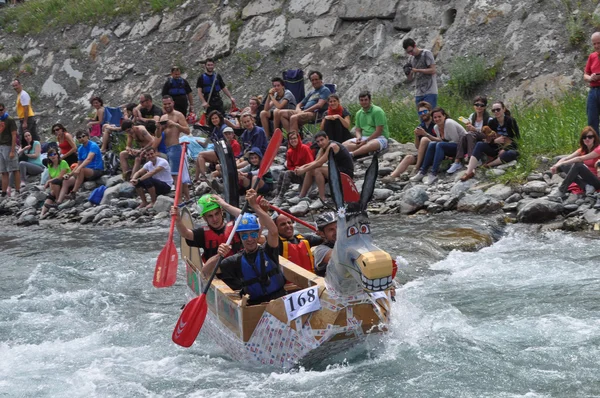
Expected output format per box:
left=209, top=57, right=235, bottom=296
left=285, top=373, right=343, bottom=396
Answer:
left=360, top=223, right=370, bottom=234
left=347, top=225, right=359, bottom=237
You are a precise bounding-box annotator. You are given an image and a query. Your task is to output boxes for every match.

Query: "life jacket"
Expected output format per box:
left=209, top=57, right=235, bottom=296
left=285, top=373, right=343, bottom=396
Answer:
left=202, top=73, right=222, bottom=95
left=167, top=78, right=187, bottom=97
left=202, top=221, right=238, bottom=262
left=240, top=249, right=285, bottom=301
left=280, top=234, right=314, bottom=273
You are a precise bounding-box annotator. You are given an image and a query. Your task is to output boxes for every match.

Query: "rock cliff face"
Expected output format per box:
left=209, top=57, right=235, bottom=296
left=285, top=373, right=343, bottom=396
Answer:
left=0, top=0, right=594, bottom=130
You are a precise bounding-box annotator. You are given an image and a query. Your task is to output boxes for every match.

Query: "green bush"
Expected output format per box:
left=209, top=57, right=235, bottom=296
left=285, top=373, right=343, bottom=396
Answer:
left=446, top=56, right=497, bottom=97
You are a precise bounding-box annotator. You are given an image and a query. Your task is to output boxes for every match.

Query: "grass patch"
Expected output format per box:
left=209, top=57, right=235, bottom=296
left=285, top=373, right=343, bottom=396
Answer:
left=446, top=55, right=500, bottom=97
left=347, top=90, right=586, bottom=183
left=0, top=0, right=187, bottom=34
left=0, top=54, right=22, bottom=72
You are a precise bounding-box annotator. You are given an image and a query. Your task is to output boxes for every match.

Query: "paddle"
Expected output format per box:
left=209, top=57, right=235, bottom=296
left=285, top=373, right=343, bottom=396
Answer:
left=172, top=129, right=283, bottom=347
left=259, top=197, right=317, bottom=232
left=153, top=142, right=188, bottom=288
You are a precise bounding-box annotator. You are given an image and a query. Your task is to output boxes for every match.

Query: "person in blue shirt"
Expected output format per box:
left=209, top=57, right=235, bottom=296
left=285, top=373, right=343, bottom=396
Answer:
left=61, top=130, right=104, bottom=200
left=240, top=113, right=268, bottom=155
left=275, top=70, right=330, bottom=134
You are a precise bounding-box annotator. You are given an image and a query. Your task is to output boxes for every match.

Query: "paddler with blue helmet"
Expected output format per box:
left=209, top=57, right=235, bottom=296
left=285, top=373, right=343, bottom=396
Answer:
left=213, top=189, right=286, bottom=305
left=171, top=194, right=242, bottom=270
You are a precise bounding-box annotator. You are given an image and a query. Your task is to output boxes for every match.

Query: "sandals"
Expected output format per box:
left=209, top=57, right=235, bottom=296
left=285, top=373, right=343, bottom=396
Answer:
left=43, top=203, right=58, bottom=209
left=460, top=171, right=475, bottom=182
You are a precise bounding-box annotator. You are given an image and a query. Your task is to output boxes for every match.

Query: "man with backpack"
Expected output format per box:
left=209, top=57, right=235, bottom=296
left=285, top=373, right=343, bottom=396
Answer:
left=196, top=58, right=236, bottom=116
left=162, top=66, right=194, bottom=116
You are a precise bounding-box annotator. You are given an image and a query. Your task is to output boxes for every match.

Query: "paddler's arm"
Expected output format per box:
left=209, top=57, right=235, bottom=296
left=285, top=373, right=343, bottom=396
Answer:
left=247, top=189, right=278, bottom=247
left=213, top=194, right=241, bottom=218
left=170, top=206, right=194, bottom=240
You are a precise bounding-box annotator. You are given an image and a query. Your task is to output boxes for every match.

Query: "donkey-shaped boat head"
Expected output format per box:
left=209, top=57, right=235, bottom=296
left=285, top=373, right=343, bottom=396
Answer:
left=324, top=152, right=394, bottom=296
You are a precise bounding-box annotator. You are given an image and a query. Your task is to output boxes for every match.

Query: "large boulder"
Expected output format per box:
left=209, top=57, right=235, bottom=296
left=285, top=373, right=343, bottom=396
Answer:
left=118, top=182, right=136, bottom=198
left=522, top=180, right=549, bottom=195
left=399, top=186, right=428, bottom=214
left=517, top=199, right=563, bottom=223
left=457, top=193, right=502, bottom=214
left=153, top=196, right=174, bottom=214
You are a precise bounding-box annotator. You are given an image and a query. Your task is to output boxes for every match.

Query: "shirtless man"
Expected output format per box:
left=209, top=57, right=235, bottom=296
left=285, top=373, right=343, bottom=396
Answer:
left=160, top=95, right=191, bottom=201
left=119, top=120, right=155, bottom=179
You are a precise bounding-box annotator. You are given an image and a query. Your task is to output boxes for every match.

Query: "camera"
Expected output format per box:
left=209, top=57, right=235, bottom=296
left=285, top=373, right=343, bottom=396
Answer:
left=403, top=62, right=413, bottom=77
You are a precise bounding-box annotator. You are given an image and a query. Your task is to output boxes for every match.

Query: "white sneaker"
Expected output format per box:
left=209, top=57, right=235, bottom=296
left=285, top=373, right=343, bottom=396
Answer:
left=585, top=184, right=596, bottom=195
left=410, top=172, right=425, bottom=182
left=309, top=198, right=325, bottom=210
left=447, top=162, right=463, bottom=174
left=425, top=174, right=438, bottom=185
left=477, top=160, right=483, bottom=167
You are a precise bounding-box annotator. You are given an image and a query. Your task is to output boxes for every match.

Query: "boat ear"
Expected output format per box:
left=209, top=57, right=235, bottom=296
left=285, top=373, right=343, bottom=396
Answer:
left=359, top=155, right=378, bottom=212
left=328, top=149, right=344, bottom=210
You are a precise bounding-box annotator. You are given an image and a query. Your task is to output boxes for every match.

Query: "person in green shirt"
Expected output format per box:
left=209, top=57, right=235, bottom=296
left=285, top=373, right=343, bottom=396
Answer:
left=41, top=148, right=70, bottom=218
left=343, top=91, right=389, bottom=158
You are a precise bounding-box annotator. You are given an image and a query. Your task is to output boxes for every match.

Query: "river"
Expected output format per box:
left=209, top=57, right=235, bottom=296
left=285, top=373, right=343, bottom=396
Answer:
left=2, top=217, right=600, bottom=397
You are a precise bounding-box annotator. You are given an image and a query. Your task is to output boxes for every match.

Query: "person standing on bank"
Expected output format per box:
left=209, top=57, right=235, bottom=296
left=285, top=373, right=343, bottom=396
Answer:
left=196, top=58, right=236, bottom=116
left=402, top=38, right=438, bottom=111
left=162, top=66, right=194, bottom=116
left=11, top=79, right=39, bottom=146
left=585, top=32, right=600, bottom=136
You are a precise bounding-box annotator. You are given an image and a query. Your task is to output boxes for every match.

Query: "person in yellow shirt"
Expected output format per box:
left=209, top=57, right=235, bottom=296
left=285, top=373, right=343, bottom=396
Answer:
left=11, top=79, right=38, bottom=147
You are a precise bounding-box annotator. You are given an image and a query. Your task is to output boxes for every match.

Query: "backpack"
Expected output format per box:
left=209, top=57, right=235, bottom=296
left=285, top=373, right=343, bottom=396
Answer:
left=103, top=151, right=120, bottom=176
left=88, top=185, right=107, bottom=205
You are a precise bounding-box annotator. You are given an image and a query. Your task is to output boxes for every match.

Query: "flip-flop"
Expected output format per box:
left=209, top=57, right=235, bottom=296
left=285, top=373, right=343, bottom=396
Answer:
left=43, top=203, right=58, bottom=209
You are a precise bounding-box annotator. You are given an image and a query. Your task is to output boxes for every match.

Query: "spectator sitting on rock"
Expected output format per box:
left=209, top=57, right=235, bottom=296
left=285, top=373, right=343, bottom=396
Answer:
left=100, top=103, right=136, bottom=154
left=342, top=90, right=389, bottom=158
left=260, top=77, right=297, bottom=138
left=238, top=147, right=273, bottom=195
left=272, top=131, right=314, bottom=207
left=461, top=101, right=520, bottom=181
left=160, top=95, right=191, bottom=203
left=52, top=123, right=78, bottom=166
left=410, top=107, right=466, bottom=185
left=293, top=131, right=354, bottom=211
left=133, top=93, right=163, bottom=128
left=276, top=70, right=330, bottom=133
left=119, top=120, right=155, bottom=180
left=162, top=66, right=194, bottom=116
left=548, top=126, right=600, bottom=205
left=239, top=113, right=268, bottom=163
left=86, top=96, right=105, bottom=137
left=13, top=130, right=44, bottom=189
left=230, top=96, right=262, bottom=128
left=382, top=101, right=435, bottom=184
left=130, top=147, right=173, bottom=209
left=449, top=95, right=493, bottom=175
left=195, top=110, right=230, bottom=182
left=321, top=94, right=352, bottom=144
left=40, top=148, right=69, bottom=218
left=61, top=130, right=104, bottom=201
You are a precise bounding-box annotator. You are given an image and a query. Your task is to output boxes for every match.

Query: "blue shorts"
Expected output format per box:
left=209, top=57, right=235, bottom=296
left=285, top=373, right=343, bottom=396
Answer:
left=166, top=144, right=191, bottom=184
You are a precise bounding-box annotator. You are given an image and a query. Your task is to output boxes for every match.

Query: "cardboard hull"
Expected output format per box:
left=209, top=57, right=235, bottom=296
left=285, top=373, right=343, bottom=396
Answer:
left=180, top=208, right=392, bottom=371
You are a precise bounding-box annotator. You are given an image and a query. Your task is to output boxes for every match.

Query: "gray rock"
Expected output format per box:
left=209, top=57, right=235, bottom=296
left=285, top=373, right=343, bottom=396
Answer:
left=443, top=195, right=461, bottom=211
left=339, top=0, right=398, bottom=20
left=485, top=184, right=513, bottom=201
left=382, top=151, right=403, bottom=162
left=242, top=0, right=283, bottom=19
left=522, top=180, right=549, bottom=194
left=16, top=214, right=39, bottom=226
left=562, top=217, right=588, bottom=231
left=450, top=179, right=476, bottom=196
left=154, top=211, right=170, bottom=219
left=517, top=199, right=564, bottom=223
left=118, top=182, right=136, bottom=198
left=106, top=175, right=124, bottom=188
left=373, top=188, right=393, bottom=201
left=505, top=193, right=522, bottom=203
left=527, top=173, right=544, bottom=181
left=93, top=208, right=114, bottom=223
left=195, top=182, right=211, bottom=197
left=83, top=181, right=99, bottom=190
left=191, top=21, right=231, bottom=59
left=486, top=169, right=506, bottom=177
left=399, top=186, right=428, bottom=214
left=288, top=17, right=338, bottom=38
left=290, top=199, right=310, bottom=216
left=159, top=8, right=200, bottom=32
left=58, top=200, right=75, bottom=210
left=123, top=209, right=142, bottom=219
left=114, top=22, right=132, bottom=38
left=288, top=0, right=334, bottom=16
left=236, top=15, right=286, bottom=50
left=153, top=196, right=174, bottom=214
left=24, top=192, right=47, bottom=208
left=457, top=193, right=502, bottom=214
left=583, top=208, right=600, bottom=224
left=128, top=15, right=162, bottom=39
left=101, top=183, right=121, bottom=205
left=80, top=205, right=108, bottom=224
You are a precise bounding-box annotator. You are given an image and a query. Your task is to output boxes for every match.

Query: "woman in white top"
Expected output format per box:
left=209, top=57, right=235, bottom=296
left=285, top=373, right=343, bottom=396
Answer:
left=410, top=107, right=466, bottom=185
left=451, top=96, right=493, bottom=174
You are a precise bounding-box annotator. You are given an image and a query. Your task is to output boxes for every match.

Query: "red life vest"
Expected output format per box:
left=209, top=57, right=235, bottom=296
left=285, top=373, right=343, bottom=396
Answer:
left=280, top=234, right=314, bottom=273
left=202, top=221, right=239, bottom=262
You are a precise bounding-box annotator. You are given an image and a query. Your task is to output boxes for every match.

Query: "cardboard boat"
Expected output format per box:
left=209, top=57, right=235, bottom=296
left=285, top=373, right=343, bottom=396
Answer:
left=179, top=207, right=393, bottom=371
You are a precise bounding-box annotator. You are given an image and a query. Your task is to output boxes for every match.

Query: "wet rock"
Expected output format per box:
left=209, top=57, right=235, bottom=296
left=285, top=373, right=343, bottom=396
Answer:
left=430, top=228, right=493, bottom=252
left=399, top=186, right=428, bottom=214
left=517, top=199, right=563, bottom=223
left=522, top=180, right=548, bottom=194
left=80, top=205, right=108, bottom=224
left=153, top=196, right=174, bottom=214
left=16, top=214, right=39, bottom=226
left=457, top=193, right=502, bottom=214
left=562, top=217, right=588, bottom=231
left=443, top=195, right=460, bottom=211
left=583, top=208, right=600, bottom=224
left=485, top=184, right=513, bottom=201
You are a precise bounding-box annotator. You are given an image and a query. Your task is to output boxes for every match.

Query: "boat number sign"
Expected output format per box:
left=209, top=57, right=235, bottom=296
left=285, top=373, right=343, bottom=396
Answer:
left=284, top=286, right=321, bottom=322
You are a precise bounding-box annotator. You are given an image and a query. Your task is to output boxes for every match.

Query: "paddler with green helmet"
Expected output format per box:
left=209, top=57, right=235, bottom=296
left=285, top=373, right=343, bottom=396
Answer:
left=171, top=194, right=242, bottom=269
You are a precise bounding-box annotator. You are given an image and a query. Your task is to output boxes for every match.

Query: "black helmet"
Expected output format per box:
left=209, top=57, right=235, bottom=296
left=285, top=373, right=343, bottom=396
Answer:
left=316, top=211, right=336, bottom=230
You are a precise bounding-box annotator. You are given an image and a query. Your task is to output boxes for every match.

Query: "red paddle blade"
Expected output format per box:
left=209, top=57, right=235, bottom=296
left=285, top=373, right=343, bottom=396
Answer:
left=172, top=294, right=208, bottom=347
left=258, top=128, right=283, bottom=178
left=341, top=172, right=360, bottom=202
left=153, top=240, right=178, bottom=288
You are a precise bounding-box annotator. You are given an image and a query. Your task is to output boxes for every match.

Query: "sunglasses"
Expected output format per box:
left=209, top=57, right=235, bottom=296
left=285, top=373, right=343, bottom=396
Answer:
left=491, top=108, right=502, bottom=113
left=418, top=110, right=429, bottom=116
left=48, top=153, right=58, bottom=156
left=584, top=135, right=595, bottom=139
left=0, top=109, right=4, bottom=113
left=76, top=135, right=85, bottom=139
left=474, top=103, right=486, bottom=107
left=240, top=231, right=259, bottom=241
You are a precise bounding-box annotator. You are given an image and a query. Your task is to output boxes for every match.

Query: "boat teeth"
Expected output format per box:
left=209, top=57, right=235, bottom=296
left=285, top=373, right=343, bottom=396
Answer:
left=362, top=275, right=393, bottom=291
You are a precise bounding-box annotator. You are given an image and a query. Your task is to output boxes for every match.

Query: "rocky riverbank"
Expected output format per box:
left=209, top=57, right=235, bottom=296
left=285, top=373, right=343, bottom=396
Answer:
left=1, top=139, right=596, bottom=234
